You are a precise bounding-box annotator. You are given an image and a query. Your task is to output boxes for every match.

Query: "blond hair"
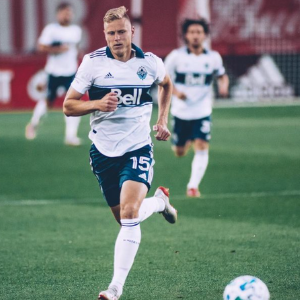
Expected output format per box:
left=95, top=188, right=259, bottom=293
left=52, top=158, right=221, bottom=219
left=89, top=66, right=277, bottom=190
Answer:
left=103, top=6, right=130, bottom=23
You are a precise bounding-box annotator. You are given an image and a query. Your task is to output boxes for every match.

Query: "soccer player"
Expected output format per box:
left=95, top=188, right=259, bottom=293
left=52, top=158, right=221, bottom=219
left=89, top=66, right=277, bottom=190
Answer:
left=25, top=2, right=82, bottom=146
left=164, top=18, right=229, bottom=197
left=63, top=6, right=177, bottom=300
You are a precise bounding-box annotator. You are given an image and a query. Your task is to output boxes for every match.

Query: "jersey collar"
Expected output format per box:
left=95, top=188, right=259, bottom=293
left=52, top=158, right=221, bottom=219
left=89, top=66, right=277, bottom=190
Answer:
left=106, top=43, right=145, bottom=59
left=186, top=47, right=208, bottom=54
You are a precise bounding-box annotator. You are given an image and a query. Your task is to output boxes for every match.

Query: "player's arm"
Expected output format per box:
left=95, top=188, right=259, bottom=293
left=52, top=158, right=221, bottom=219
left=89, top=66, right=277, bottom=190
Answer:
left=217, top=74, right=229, bottom=97
left=172, top=86, right=187, bottom=100
left=153, top=74, right=172, bottom=141
left=63, top=87, right=118, bottom=116
left=164, top=50, right=187, bottom=101
left=37, top=42, right=69, bottom=54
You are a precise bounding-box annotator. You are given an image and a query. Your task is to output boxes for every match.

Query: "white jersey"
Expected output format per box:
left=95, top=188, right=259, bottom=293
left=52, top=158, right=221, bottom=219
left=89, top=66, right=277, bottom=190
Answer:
left=71, top=44, right=166, bottom=157
left=164, top=47, right=225, bottom=120
left=38, top=23, right=82, bottom=76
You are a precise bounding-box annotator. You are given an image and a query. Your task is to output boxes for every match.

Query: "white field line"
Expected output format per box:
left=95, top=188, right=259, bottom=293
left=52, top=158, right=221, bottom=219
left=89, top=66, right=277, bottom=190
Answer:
left=0, top=190, right=300, bottom=206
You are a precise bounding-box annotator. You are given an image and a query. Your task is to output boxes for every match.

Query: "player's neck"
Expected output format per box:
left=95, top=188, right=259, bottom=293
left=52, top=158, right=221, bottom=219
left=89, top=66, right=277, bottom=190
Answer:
left=188, top=45, right=204, bottom=55
left=113, top=49, right=136, bottom=62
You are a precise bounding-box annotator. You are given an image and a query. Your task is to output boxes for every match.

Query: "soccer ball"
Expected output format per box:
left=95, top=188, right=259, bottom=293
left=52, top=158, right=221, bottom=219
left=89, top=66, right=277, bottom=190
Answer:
left=223, top=275, right=270, bottom=300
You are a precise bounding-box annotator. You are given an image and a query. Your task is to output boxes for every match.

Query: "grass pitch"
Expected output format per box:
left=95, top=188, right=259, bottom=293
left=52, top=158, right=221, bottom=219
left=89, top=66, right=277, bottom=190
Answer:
left=0, top=104, right=300, bottom=300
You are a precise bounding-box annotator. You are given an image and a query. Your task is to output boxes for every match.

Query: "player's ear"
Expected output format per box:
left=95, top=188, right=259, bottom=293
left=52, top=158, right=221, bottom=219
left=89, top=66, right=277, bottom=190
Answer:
left=131, top=25, right=135, bottom=37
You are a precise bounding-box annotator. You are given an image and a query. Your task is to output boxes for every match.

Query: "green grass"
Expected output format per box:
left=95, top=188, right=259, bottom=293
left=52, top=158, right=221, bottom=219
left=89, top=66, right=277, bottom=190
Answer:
left=0, top=105, right=300, bottom=299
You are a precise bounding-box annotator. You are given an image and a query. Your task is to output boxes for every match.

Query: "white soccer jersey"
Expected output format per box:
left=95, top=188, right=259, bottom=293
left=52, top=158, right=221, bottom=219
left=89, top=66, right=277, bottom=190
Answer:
left=164, top=47, right=225, bottom=120
left=38, top=23, right=82, bottom=76
left=71, top=44, right=166, bottom=157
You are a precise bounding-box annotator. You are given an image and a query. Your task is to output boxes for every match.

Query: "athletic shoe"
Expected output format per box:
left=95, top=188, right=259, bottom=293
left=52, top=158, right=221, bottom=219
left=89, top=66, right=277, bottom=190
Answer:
left=156, top=186, right=177, bottom=224
left=186, top=188, right=201, bottom=198
left=98, top=285, right=120, bottom=300
left=64, top=137, right=81, bottom=146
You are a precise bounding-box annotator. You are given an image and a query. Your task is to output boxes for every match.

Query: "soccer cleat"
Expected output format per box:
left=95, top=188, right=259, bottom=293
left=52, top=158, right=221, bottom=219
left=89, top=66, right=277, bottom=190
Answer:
left=186, top=188, right=201, bottom=198
left=156, top=186, right=177, bottom=224
left=25, top=123, right=37, bottom=140
left=64, top=137, right=82, bottom=146
left=98, top=285, right=120, bottom=300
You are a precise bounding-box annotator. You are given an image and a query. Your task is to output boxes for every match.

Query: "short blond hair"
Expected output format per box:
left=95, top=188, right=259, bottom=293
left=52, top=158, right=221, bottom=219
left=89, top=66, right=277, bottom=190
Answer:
left=103, top=6, right=130, bottom=23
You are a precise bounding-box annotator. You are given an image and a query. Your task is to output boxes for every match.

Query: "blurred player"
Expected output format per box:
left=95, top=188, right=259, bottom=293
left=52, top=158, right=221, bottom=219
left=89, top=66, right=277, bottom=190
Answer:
left=164, top=18, right=229, bottom=197
left=63, top=6, right=177, bottom=300
left=25, top=2, right=82, bottom=146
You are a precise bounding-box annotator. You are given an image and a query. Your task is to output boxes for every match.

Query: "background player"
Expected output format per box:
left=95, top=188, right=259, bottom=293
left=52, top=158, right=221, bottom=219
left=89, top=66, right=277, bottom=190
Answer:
left=25, top=2, right=82, bottom=146
left=164, top=18, right=229, bottom=197
left=63, top=6, right=177, bottom=300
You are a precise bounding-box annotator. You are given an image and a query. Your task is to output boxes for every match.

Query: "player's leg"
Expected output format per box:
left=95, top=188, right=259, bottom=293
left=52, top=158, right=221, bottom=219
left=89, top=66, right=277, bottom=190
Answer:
left=25, top=99, right=47, bottom=139
left=139, top=187, right=177, bottom=224
left=25, top=75, right=54, bottom=140
left=63, top=75, right=82, bottom=146
left=98, top=180, right=145, bottom=300
left=171, top=116, right=191, bottom=157
left=187, top=116, right=211, bottom=197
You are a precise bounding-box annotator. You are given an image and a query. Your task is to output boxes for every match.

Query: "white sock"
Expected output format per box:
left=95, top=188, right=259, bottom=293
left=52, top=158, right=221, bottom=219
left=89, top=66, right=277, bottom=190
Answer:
left=30, top=99, right=47, bottom=127
left=138, top=196, right=165, bottom=222
left=187, top=149, right=209, bottom=189
left=110, top=218, right=141, bottom=294
left=64, top=115, right=81, bottom=140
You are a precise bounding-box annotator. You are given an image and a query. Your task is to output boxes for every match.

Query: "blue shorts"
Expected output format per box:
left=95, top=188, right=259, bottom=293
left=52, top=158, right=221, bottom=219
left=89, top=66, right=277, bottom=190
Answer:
left=47, top=74, right=75, bottom=102
left=89, top=144, right=155, bottom=207
left=172, top=115, right=212, bottom=146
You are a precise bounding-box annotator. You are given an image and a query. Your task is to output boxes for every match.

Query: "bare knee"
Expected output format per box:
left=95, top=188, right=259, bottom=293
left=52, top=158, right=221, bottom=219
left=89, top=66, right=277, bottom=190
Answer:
left=120, top=202, right=140, bottom=219
left=194, top=139, right=209, bottom=151
left=173, top=146, right=186, bottom=157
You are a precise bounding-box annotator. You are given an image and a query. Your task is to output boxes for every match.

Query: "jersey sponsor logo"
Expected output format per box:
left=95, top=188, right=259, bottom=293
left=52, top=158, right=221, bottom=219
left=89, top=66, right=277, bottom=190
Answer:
left=112, top=88, right=143, bottom=106
left=88, top=86, right=153, bottom=107
left=175, top=72, right=213, bottom=86
left=137, top=66, right=147, bottom=80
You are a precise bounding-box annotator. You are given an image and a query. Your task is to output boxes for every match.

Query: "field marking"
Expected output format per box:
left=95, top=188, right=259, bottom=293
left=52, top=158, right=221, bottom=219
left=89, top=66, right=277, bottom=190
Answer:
left=0, top=190, right=299, bottom=206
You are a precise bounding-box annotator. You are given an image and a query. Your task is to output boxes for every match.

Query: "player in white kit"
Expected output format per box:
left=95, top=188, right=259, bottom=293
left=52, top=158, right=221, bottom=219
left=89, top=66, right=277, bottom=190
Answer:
left=164, top=18, right=229, bottom=197
left=25, top=2, right=82, bottom=146
left=63, top=6, right=177, bottom=300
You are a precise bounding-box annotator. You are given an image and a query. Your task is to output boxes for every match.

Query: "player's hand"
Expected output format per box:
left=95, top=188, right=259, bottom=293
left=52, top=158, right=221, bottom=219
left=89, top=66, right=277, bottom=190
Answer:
left=153, top=124, right=171, bottom=141
left=176, top=91, right=187, bottom=100
left=95, top=92, right=118, bottom=112
left=218, top=86, right=229, bottom=97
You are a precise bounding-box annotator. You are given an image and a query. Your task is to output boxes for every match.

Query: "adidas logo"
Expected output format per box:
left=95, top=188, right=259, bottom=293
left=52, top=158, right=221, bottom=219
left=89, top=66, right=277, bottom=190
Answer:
left=104, top=72, right=114, bottom=79
left=138, top=173, right=147, bottom=181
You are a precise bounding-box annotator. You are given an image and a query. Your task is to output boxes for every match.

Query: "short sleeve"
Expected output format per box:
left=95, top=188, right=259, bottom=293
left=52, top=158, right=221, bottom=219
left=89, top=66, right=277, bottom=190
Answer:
left=153, top=55, right=166, bottom=84
left=71, top=55, right=94, bottom=94
left=38, top=24, right=54, bottom=46
left=213, top=51, right=226, bottom=77
left=164, top=50, right=178, bottom=81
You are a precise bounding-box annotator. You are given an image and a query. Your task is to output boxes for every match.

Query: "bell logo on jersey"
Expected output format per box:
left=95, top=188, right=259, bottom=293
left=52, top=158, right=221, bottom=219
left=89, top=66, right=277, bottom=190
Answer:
left=185, top=73, right=206, bottom=85
left=112, top=88, right=142, bottom=106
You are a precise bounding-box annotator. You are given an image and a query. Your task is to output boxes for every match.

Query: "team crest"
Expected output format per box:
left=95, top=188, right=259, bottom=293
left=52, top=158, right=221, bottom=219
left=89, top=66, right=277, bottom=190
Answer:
left=137, top=66, right=147, bottom=80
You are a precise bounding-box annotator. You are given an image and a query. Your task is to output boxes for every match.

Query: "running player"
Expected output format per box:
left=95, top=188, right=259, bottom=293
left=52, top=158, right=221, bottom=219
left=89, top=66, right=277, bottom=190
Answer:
left=63, top=6, right=177, bottom=300
left=25, top=2, right=82, bottom=146
left=164, top=18, right=229, bottom=197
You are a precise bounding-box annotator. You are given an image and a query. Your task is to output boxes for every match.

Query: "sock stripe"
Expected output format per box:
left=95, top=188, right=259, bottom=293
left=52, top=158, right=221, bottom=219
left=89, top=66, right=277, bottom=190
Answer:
left=121, top=222, right=140, bottom=227
left=121, top=219, right=140, bottom=227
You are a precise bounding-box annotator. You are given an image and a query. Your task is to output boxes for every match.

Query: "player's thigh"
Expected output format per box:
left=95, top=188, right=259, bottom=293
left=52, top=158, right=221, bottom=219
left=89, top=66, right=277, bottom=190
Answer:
left=89, top=144, right=121, bottom=207
left=47, top=75, right=60, bottom=103
left=61, top=74, right=75, bottom=91
left=191, top=115, right=212, bottom=143
left=172, top=116, right=193, bottom=147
